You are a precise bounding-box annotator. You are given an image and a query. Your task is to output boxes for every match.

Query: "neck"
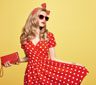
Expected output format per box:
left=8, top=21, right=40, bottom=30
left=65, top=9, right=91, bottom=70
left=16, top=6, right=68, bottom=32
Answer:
left=35, top=28, right=40, bottom=35
left=39, top=26, right=46, bottom=34
left=34, top=26, right=46, bottom=38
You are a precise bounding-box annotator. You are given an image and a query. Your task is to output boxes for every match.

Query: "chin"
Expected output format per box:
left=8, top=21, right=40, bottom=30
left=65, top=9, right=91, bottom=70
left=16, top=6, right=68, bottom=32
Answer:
left=40, top=24, right=45, bottom=27
left=40, top=25, right=44, bottom=27
left=40, top=28, right=46, bottom=33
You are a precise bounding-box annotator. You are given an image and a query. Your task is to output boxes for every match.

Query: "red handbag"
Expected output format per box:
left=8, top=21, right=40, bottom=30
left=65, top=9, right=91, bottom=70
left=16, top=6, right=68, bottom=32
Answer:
left=0, top=52, right=20, bottom=77
left=1, top=52, right=19, bottom=65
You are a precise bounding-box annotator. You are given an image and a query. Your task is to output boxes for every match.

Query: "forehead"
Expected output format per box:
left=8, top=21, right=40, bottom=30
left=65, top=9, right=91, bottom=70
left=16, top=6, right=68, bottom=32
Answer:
left=39, top=11, right=47, bottom=16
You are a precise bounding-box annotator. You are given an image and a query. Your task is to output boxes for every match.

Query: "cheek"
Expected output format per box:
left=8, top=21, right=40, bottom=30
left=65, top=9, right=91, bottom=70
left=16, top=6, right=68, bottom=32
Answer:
left=37, top=18, right=41, bottom=23
left=39, top=20, right=43, bottom=25
left=38, top=21, right=41, bottom=25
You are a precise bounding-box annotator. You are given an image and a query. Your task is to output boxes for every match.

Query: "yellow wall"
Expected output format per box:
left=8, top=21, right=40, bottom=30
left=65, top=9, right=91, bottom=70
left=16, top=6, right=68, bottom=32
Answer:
left=0, top=0, right=96, bottom=85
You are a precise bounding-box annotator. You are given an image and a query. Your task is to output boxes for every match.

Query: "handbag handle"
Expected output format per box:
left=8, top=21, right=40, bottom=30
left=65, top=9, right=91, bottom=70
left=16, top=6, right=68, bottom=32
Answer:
left=0, top=58, right=3, bottom=77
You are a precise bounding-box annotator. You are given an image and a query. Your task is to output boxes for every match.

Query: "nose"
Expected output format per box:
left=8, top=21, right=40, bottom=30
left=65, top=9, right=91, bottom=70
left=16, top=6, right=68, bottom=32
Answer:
left=42, top=18, right=46, bottom=22
left=42, top=20, right=46, bottom=24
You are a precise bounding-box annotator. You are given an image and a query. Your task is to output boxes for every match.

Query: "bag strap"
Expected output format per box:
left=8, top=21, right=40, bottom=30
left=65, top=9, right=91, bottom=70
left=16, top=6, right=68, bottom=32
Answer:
left=0, top=58, right=3, bottom=77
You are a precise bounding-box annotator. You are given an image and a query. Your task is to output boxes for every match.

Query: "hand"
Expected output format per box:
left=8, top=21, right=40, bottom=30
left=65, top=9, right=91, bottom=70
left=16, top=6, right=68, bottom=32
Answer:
left=13, top=62, right=20, bottom=65
left=75, top=63, right=84, bottom=66
left=3, top=61, right=12, bottom=67
left=18, top=57, right=28, bottom=63
left=72, top=62, right=84, bottom=66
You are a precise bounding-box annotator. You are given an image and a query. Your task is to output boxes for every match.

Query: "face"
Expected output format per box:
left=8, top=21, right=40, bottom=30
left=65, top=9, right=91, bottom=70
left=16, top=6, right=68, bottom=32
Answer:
left=37, top=11, right=49, bottom=27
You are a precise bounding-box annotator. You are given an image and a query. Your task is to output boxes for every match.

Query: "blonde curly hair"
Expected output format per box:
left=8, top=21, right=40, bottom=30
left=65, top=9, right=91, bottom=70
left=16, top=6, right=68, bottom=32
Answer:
left=20, top=9, right=48, bottom=44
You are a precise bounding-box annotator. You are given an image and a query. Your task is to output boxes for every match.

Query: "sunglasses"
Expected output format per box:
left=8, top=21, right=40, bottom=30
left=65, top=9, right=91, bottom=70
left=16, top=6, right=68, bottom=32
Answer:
left=38, top=15, right=49, bottom=21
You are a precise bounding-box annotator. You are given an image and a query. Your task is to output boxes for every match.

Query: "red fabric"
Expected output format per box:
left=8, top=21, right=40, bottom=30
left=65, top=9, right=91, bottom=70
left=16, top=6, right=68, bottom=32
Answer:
left=1, top=52, right=19, bottom=65
left=31, top=3, right=50, bottom=16
left=41, top=3, right=46, bottom=9
left=21, top=32, right=89, bottom=85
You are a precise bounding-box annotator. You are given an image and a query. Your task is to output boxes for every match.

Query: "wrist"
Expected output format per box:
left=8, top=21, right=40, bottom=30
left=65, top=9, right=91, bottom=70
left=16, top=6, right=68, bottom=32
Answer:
left=19, top=57, right=28, bottom=63
left=18, top=58, right=23, bottom=63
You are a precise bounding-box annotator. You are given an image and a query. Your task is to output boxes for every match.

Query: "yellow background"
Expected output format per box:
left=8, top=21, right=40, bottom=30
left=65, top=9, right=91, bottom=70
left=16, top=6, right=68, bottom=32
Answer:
left=0, top=0, right=96, bottom=85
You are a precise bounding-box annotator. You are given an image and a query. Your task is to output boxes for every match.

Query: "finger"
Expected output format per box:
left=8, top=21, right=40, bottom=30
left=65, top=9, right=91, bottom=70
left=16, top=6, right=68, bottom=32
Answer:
left=72, top=62, right=76, bottom=64
left=76, top=63, right=83, bottom=66
left=15, top=62, right=19, bottom=65
left=5, top=61, right=11, bottom=67
left=4, top=63, right=8, bottom=67
left=7, top=61, right=12, bottom=66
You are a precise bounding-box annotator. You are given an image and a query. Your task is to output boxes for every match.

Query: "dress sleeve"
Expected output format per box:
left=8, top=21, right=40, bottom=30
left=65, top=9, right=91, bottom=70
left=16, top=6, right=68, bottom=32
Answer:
left=21, top=44, right=25, bottom=49
left=47, top=32, right=56, bottom=48
left=21, top=41, right=27, bottom=49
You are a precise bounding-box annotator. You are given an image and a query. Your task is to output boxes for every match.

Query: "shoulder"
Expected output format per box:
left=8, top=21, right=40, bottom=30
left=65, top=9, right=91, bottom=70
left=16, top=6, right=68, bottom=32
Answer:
left=21, top=40, right=28, bottom=45
left=47, top=32, right=55, bottom=37
left=21, top=40, right=29, bottom=49
left=47, top=32, right=56, bottom=47
left=47, top=32, right=56, bottom=41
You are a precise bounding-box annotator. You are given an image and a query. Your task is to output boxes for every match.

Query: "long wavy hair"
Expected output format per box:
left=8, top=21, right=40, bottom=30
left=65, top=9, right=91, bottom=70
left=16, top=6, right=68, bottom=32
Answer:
left=20, top=9, right=48, bottom=44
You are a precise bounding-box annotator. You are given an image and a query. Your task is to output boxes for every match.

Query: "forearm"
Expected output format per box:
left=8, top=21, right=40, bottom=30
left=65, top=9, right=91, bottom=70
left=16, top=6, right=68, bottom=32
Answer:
left=50, top=53, right=75, bottom=64
left=52, top=57, right=83, bottom=66
left=49, top=48, right=71, bottom=63
left=54, top=58, right=73, bottom=64
left=19, top=57, right=28, bottom=63
left=49, top=48, right=83, bottom=66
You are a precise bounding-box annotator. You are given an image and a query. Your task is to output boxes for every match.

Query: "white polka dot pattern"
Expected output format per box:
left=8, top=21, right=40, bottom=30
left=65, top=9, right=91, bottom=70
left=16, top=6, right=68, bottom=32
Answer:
left=21, top=32, right=89, bottom=85
left=47, top=32, right=56, bottom=48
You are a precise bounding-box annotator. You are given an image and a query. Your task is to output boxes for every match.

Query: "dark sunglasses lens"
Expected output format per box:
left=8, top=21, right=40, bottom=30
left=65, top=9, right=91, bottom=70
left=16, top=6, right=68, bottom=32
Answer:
left=45, top=17, right=49, bottom=21
left=39, top=15, right=49, bottom=21
left=39, top=15, right=44, bottom=19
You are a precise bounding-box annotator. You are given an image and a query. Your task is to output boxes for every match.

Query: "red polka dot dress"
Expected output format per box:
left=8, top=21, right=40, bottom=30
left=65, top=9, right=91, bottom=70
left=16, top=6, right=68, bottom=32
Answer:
left=21, top=32, right=89, bottom=85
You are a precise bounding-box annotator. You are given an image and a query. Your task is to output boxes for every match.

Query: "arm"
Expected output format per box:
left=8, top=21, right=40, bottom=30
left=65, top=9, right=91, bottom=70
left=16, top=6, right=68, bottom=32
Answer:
left=49, top=47, right=72, bottom=63
left=19, top=56, right=28, bottom=63
left=49, top=47, right=83, bottom=66
left=48, top=32, right=83, bottom=66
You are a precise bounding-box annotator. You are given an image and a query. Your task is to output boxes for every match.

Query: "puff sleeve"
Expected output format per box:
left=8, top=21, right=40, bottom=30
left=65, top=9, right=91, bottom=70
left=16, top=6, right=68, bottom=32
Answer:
left=47, top=32, right=56, bottom=48
left=21, top=44, right=25, bottom=49
left=21, top=41, right=27, bottom=49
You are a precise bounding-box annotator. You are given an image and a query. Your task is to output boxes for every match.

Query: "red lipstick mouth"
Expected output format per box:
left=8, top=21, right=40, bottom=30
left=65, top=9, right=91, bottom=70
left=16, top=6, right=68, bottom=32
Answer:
left=42, top=22, right=45, bottom=24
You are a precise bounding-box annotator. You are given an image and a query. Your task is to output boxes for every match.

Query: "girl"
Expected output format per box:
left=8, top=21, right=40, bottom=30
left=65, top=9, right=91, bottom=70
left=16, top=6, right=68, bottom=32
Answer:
left=5, top=3, right=89, bottom=85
